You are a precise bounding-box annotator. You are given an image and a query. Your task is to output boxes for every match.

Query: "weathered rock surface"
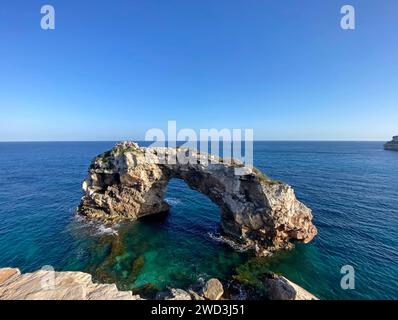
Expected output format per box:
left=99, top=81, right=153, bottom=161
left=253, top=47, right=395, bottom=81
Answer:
left=225, top=272, right=318, bottom=300
left=0, top=268, right=141, bottom=300
left=265, top=274, right=318, bottom=300
left=165, top=288, right=192, bottom=300
left=202, top=278, right=224, bottom=300
left=188, top=289, right=205, bottom=300
left=78, top=141, right=316, bottom=254
left=0, top=268, right=20, bottom=285
left=384, top=135, right=398, bottom=151
left=0, top=268, right=318, bottom=300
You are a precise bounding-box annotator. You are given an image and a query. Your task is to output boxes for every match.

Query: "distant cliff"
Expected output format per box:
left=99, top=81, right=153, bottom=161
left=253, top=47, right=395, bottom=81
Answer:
left=384, top=136, right=398, bottom=151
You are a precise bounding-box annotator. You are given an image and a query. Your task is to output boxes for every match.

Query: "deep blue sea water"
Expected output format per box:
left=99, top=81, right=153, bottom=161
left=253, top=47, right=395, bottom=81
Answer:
left=0, top=141, right=397, bottom=299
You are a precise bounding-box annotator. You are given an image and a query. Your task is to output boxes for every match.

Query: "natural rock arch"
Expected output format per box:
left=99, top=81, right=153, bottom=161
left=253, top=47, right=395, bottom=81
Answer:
left=78, top=142, right=317, bottom=256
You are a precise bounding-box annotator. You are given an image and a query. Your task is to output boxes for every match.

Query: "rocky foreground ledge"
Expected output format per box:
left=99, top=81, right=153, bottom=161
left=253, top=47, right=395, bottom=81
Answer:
left=78, top=142, right=317, bottom=255
left=0, top=268, right=317, bottom=300
left=0, top=268, right=141, bottom=300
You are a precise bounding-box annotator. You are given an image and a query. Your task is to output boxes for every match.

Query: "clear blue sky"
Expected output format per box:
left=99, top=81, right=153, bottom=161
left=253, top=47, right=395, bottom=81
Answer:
left=0, top=0, right=397, bottom=141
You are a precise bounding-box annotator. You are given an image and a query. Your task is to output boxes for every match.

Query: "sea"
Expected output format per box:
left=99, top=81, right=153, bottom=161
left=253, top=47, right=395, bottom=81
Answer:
left=0, top=141, right=397, bottom=299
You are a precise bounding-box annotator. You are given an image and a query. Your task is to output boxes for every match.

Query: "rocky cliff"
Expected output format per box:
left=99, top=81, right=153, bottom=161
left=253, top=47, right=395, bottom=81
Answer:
left=78, top=141, right=317, bottom=255
left=384, top=135, right=398, bottom=151
left=0, top=268, right=317, bottom=300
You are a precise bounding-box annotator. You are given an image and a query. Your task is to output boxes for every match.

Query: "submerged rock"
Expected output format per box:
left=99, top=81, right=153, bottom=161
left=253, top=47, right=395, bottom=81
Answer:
left=78, top=141, right=317, bottom=254
left=384, top=135, right=398, bottom=151
left=132, top=283, right=158, bottom=299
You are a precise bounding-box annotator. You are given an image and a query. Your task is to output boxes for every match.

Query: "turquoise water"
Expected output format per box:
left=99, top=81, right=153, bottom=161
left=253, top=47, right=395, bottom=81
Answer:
left=0, top=142, right=397, bottom=299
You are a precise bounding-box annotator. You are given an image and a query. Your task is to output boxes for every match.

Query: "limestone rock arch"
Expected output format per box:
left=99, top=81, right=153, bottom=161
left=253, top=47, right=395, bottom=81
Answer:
left=78, top=142, right=317, bottom=255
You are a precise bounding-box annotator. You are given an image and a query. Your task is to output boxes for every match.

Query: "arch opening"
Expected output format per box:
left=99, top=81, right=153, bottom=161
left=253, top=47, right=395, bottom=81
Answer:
left=163, top=178, right=221, bottom=232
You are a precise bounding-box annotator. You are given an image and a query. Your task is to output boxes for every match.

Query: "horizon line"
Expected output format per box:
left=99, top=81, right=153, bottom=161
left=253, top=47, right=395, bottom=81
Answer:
left=0, top=139, right=388, bottom=143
